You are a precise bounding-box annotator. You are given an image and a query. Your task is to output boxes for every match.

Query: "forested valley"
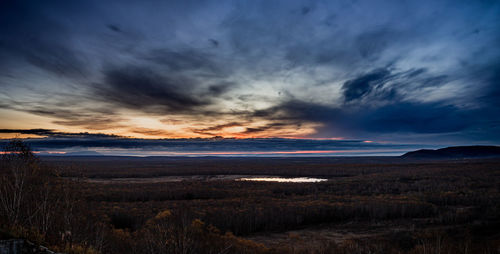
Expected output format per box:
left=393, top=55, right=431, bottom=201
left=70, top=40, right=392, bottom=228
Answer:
left=1, top=140, right=499, bottom=253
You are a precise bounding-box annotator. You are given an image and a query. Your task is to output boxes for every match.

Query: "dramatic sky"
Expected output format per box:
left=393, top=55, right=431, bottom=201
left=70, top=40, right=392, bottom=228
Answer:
left=1, top=0, right=500, bottom=153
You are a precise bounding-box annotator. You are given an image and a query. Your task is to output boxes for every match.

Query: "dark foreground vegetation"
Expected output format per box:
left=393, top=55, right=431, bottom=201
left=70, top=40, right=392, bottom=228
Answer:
left=1, top=141, right=500, bottom=253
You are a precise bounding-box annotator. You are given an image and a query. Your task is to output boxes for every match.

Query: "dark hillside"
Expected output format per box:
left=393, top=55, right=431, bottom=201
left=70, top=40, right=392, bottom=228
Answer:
left=402, top=146, right=500, bottom=159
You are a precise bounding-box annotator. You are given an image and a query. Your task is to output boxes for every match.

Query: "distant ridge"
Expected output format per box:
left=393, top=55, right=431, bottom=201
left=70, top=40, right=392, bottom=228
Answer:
left=402, top=145, right=500, bottom=159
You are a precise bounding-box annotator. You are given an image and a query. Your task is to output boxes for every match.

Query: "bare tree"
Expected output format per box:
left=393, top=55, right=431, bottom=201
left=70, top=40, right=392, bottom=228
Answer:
left=0, top=139, right=57, bottom=234
left=0, top=139, right=40, bottom=225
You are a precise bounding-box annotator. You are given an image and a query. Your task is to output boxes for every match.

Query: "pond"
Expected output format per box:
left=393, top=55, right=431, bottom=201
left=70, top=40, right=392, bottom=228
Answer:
left=236, top=177, right=327, bottom=183
left=74, top=175, right=328, bottom=184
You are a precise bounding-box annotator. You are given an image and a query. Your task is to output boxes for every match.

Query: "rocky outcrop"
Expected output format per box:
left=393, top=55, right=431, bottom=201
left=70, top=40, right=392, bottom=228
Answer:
left=0, top=239, right=60, bottom=254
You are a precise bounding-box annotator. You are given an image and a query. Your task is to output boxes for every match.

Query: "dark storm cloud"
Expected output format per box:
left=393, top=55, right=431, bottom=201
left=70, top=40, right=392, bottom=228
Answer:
left=91, top=50, right=237, bottom=115
left=0, top=129, right=121, bottom=138
left=0, top=97, right=125, bottom=130
left=129, top=128, right=176, bottom=137
left=27, top=106, right=125, bottom=130
left=242, top=123, right=290, bottom=134
left=0, top=129, right=53, bottom=135
left=192, top=122, right=248, bottom=136
left=338, top=67, right=453, bottom=106
left=96, top=66, right=208, bottom=113
left=196, top=122, right=243, bottom=132
left=251, top=99, right=476, bottom=138
left=207, top=81, right=235, bottom=96
left=252, top=100, right=340, bottom=123
left=342, top=68, right=391, bottom=102
left=51, top=118, right=126, bottom=130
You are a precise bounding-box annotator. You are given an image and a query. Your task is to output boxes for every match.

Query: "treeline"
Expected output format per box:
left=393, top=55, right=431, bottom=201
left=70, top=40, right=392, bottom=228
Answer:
left=44, top=156, right=496, bottom=178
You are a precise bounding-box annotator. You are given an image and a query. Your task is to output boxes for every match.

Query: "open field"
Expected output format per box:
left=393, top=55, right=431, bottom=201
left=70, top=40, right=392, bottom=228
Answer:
left=30, top=156, right=500, bottom=253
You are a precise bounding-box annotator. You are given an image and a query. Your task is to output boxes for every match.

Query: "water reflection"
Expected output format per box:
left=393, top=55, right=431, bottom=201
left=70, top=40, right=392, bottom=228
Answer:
left=237, top=177, right=327, bottom=183
left=74, top=175, right=329, bottom=184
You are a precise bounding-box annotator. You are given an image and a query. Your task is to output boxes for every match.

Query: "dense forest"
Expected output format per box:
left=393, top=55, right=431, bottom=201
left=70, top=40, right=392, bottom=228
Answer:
left=1, top=140, right=500, bottom=253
